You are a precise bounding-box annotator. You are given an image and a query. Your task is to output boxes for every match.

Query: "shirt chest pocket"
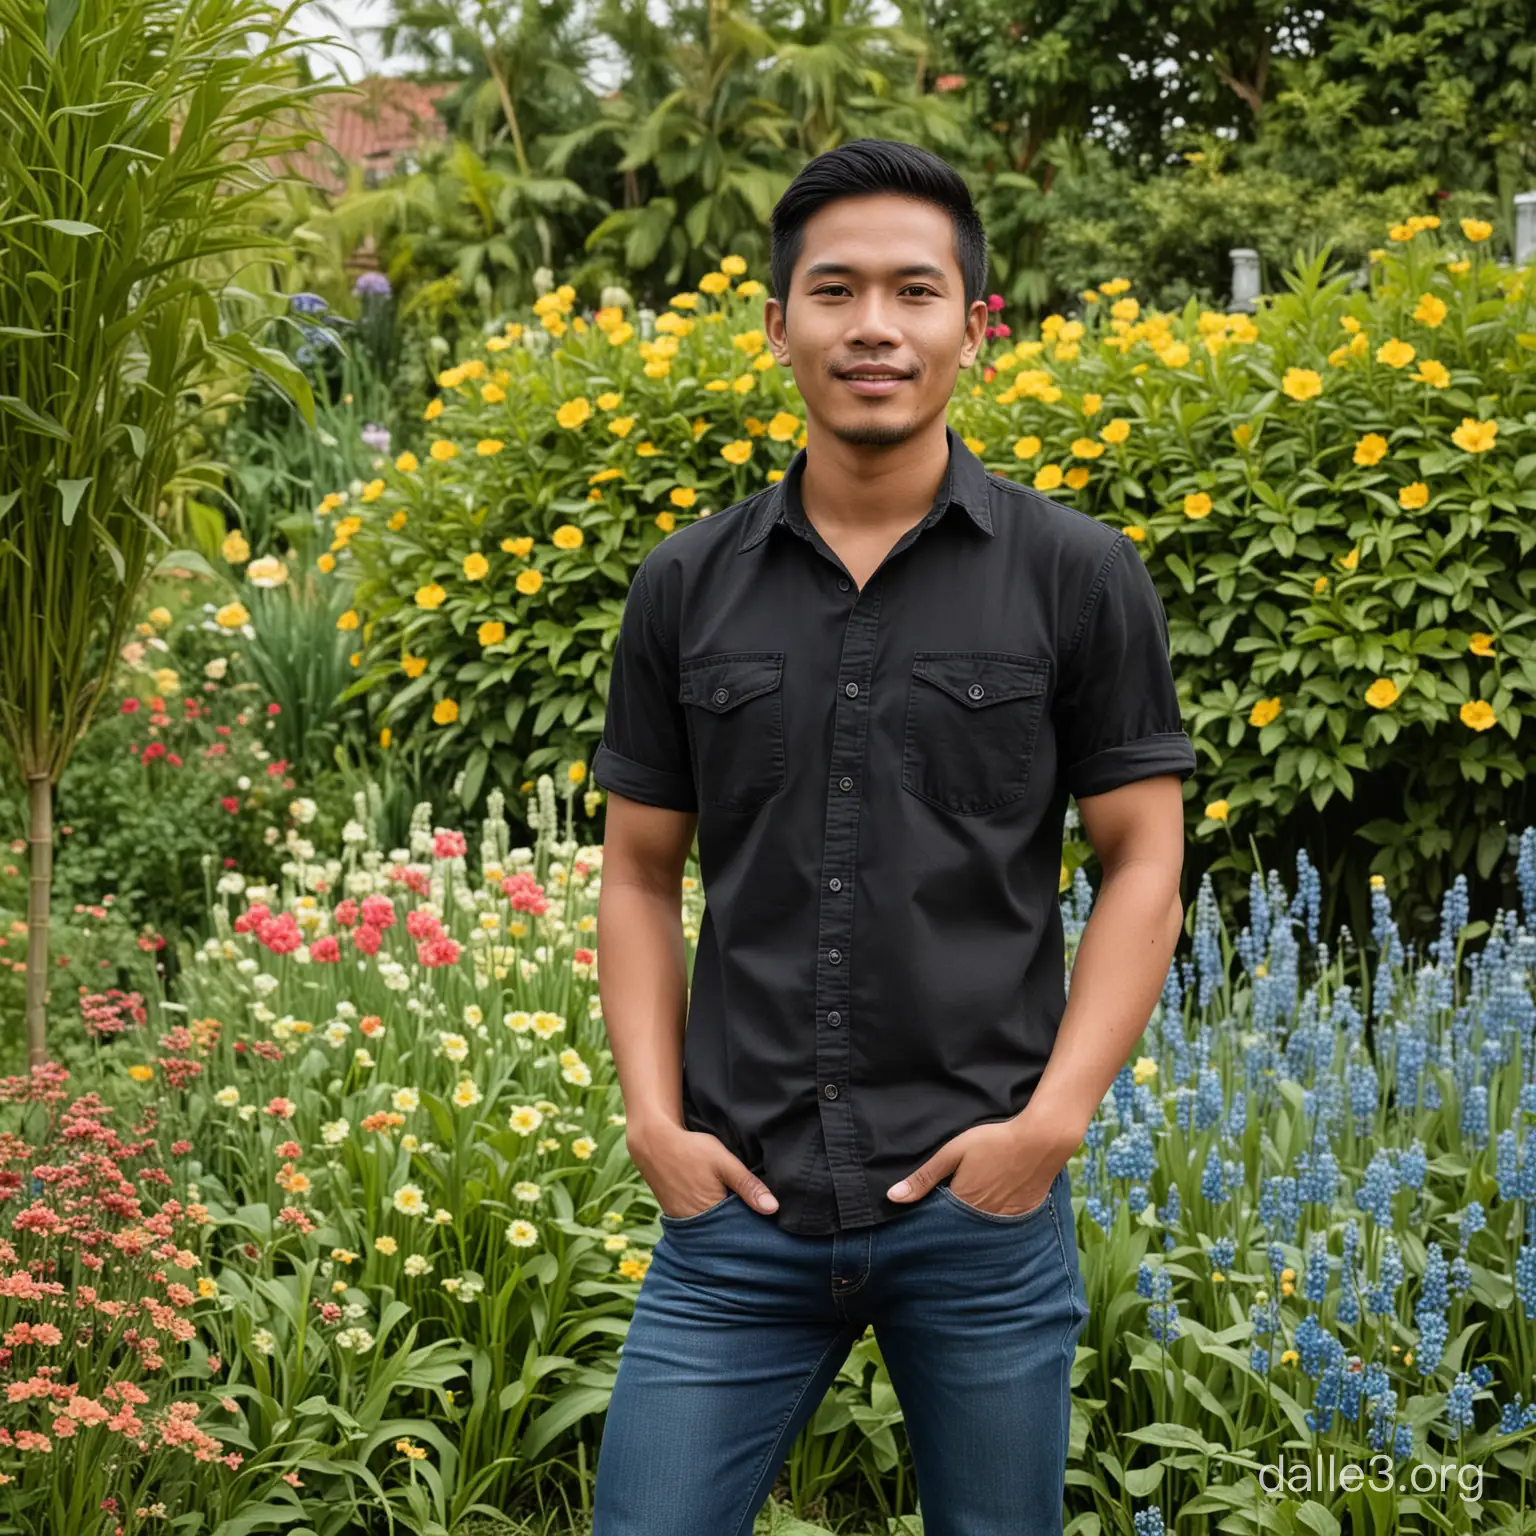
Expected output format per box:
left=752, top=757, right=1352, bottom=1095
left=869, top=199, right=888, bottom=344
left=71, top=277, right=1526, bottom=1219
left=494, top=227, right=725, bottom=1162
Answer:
left=678, top=650, right=786, bottom=813
left=902, top=651, right=1051, bottom=814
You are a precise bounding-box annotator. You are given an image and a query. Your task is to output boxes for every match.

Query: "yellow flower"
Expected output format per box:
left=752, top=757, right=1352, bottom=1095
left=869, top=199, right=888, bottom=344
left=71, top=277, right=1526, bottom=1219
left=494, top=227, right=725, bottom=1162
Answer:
left=501, top=536, right=534, bottom=557
left=336, top=609, right=360, bottom=631
left=481, top=383, right=506, bottom=404
left=1364, top=678, right=1399, bottom=709
left=1314, top=575, right=1328, bottom=595
left=720, top=440, right=752, bottom=466
left=1124, top=524, right=1146, bottom=542
left=1012, top=435, right=1042, bottom=459
left=1281, top=368, right=1321, bottom=401
left=655, top=511, right=676, bottom=533
left=317, top=552, right=336, bottom=573
left=1070, top=437, right=1105, bottom=459
left=552, top=524, right=584, bottom=550
left=1065, top=466, right=1091, bottom=490
left=360, top=479, right=385, bottom=503
left=220, top=529, right=250, bottom=564
left=1340, top=315, right=1361, bottom=334
left=1468, top=632, right=1495, bottom=657
left=1183, top=492, right=1213, bottom=519
left=1340, top=546, right=1360, bottom=570
left=432, top=698, right=459, bottom=726
left=396, top=451, right=419, bottom=474
left=380, top=727, right=392, bottom=749
left=515, top=569, right=544, bottom=596
left=424, top=398, right=444, bottom=422
left=1459, top=699, right=1496, bottom=731
left=1413, top=293, right=1447, bottom=328
left=1412, top=359, right=1450, bottom=388
left=318, top=492, right=345, bottom=514
left=387, top=509, right=408, bottom=531
left=478, top=620, right=506, bottom=647
left=1232, top=423, right=1252, bottom=449
left=401, top=653, right=427, bottom=678
left=147, top=606, right=172, bottom=628
left=214, top=602, right=249, bottom=629
left=415, top=583, right=447, bottom=610
left=1033, top=463, right=1064, bottom=492
left=1398, top=482, right=1429, bottom=510
left=1100, top=418, right=1130, bottom=445
left=1157, top=341, right=1191, bottom=368
left=1098, top=277, right=1131, bottom=296
left=1131, top=1056, right=1158, bottom=1086
left=1205, top=799, right=1230, bottom=822
left=127, top=1064, right=154, bottom=1082
left=1460, top=218, right=1493, bottom=242
left=1388, top=222, right=1415, bottom=243
left=477, top=439, right=504, bottom=457
left=1451, top=417, right=1497, bottom=454
left=1081, top=393, right=1102, bottom=414
left=1375, top=337, right=1415, bottom=369
left=556, top=397, right=592, bottom=430
left=669, top=486, right=697, bottom=509
left=1353, top=433, right=1388, bottom=467
left=767, top=412, right=800, bottom=442
left=430, top=439, right=459, bottom=461
left=462, top=553, right=489, bottom=581
left=1110, top=297, right=1139, bottom=322
left=1249, top=697, right=1282, bottom=728
left=1447, top=259, right=1471, bottom=275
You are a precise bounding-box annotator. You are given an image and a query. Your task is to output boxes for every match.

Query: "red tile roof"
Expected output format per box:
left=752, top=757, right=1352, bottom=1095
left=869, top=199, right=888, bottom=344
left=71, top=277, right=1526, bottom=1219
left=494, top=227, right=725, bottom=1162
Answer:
left=279, top=78, right=453, bottom=195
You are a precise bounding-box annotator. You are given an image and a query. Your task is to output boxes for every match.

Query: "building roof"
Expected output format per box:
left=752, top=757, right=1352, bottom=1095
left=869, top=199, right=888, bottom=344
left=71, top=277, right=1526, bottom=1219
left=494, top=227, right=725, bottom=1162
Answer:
left=281, top=77, right=453, bottom=195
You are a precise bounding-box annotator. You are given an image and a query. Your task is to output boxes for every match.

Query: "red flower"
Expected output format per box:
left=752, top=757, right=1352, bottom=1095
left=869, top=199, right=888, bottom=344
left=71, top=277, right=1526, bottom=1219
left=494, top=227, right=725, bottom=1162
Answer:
left=352, top=924, right=382, bottom=956
left=120, top=699, right=140, bottom=715
left=166, top=753, right=182, bottom=768
left=141, top=742, right=167, bottom=763
left=267, top=702, right=281, bottom=716
left=220, top=797, right=240, bottom=815
left=416, top=935, right=461, bottom=968
left=309, top=935, right=341, bottom=964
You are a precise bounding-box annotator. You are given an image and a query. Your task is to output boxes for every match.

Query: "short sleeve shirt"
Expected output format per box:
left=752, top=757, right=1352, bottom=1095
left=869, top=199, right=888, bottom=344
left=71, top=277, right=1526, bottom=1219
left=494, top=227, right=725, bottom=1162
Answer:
left=592, top=424, right=1196, bottom=1234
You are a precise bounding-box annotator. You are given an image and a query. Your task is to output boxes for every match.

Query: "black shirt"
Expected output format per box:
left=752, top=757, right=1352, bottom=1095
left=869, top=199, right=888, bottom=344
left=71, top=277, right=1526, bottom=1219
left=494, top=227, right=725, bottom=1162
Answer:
left=592, top=424, right=1196, bottom=1234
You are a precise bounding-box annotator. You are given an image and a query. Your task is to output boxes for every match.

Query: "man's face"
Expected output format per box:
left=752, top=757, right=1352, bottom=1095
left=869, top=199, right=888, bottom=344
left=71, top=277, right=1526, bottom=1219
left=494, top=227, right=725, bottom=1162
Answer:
left=765, top=193, right=988, bottom=448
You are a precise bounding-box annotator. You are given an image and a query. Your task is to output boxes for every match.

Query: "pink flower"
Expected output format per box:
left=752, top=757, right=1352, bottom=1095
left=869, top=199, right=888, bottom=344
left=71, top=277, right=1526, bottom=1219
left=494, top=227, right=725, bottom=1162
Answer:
left=352, top=924, right=382, bottom=956
left=264, top=1097, right=295, bottom=1120
left=333, top=899, right=359, bottom=929
left=309, top=936, right=341, bottom=964
left=267, top=702, right=281, bottom=716
left=405, top=909, right=443, bottom=942
left=360, top=895, right=396, bottom=930
left=432, top=829, right=467, bottom=860
left=416, top=936, right=461, bottom=968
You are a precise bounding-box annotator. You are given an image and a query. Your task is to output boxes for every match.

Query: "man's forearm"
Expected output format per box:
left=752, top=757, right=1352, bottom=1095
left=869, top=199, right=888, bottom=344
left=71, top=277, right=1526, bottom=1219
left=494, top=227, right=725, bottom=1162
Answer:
left=1011, top=860, right=1184, bottom=1152
left=597, top=878, right=690, bottom=1149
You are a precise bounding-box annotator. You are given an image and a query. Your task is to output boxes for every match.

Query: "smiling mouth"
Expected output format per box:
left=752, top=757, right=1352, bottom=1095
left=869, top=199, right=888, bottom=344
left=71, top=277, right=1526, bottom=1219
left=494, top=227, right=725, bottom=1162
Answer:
left=840, top=372, right=911, bottom=394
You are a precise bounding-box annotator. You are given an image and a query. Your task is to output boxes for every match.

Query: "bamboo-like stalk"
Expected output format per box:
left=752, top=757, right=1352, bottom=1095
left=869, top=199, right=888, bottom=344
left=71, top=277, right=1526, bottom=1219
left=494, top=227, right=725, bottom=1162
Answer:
left=0, top=0, right=328, bottom=1062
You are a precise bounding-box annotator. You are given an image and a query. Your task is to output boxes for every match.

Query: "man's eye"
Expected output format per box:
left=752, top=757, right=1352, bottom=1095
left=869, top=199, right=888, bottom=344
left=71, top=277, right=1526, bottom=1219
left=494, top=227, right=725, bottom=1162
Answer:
left=813, top=285, right=934, bottom=297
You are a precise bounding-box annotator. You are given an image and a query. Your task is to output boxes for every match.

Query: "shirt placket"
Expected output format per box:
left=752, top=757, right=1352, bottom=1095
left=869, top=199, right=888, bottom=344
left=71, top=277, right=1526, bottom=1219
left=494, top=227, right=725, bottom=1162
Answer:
left=790, top=502, right=950, bottom=1230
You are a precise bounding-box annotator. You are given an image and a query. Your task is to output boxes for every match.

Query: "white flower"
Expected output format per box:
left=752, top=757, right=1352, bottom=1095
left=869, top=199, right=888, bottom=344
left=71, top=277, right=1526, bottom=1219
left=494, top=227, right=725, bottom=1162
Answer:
left=437, top=1032, right=469, bottom=1062
left=324, top=1021, right=350, bottom=1047
left=505, top=1219, right=540, bottom=1248
left=342, top=819, right=368, bottom=845
left=289, top=797, right=318, bottom=825
left=393, top=1183, right=427, bottom=1217
left=512, top=1181, right=541, bottom=1203
left=462, top=1004, right=483, bottom=1026
left=336, top=1328, right=375, bottom=1352
left=452, top=1079, right=482, bottom=1109
left=247, top=555, right=288, bottom=589
left=214, top=1086, right=240, bottom=1108
left=321, top=1118, right=349, bottom=1145
left=404, top=1254, right=432, bottom=1277
left=251, top=1328, right=276, bottom=1356
left=506, top=1104, right=544, bottom=1136
left=392, top=1087, right=420, bottom=1113
left=204, top=656, right=229, bottom=680
left=215, top=871, right=245, bottom=895
left=354, top=1048, right=375, bottom=1068
left=432, top=1208, right=453, bottom=1225
left=334, top=1000, right=357, bottom=1019
left=252, top=973, right=280, bottom=997
left=237, top=1104, right=258, bottom=1122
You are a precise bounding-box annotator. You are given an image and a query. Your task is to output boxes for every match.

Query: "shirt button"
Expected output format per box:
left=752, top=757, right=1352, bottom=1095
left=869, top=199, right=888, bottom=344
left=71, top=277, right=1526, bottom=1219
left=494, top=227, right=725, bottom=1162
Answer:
left=827, top=1010, right=841, bottom=1027
left=838, top=577, right=850, bottom=591
left=828, top=948, right=841, bottom=963
left=824, top=1083, right=839, bottom=1099
left=829, top=877, right=841, bottom=891
left=839, top=776, right=853, bottom=792
left=714, top=687, right=730, bottom=705
left=968, top=683, right=984, bottom=701
left=844, top=681, right=858, bottom=697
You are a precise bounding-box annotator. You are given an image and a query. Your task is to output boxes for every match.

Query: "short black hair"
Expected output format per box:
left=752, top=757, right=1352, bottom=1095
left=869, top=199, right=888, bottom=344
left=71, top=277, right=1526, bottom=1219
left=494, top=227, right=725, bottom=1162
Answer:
left=769, top=139, right=989, bottom=318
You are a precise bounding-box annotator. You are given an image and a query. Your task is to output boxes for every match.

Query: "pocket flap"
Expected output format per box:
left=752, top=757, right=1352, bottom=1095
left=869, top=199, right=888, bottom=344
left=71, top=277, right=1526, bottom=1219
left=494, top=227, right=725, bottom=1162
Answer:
left=678, top=651, right=784, bottom=713
left=912, top=651, right=1049, bottom=708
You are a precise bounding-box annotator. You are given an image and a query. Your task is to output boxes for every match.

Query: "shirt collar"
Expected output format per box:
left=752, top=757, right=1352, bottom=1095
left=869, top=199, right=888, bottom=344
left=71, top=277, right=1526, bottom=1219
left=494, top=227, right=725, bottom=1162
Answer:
left=737, top=422, right=995, bottom=553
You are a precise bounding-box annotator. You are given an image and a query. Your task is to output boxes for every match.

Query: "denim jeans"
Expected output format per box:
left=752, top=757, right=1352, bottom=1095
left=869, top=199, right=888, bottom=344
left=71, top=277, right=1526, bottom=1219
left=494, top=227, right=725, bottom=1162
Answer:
left=592, top=1163, right=1089, bottom=1535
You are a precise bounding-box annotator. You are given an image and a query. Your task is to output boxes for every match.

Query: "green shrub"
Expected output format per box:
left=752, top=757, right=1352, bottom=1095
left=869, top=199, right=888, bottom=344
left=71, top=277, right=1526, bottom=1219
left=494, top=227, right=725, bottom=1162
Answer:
left=324, top=229, right=1533, bottom=929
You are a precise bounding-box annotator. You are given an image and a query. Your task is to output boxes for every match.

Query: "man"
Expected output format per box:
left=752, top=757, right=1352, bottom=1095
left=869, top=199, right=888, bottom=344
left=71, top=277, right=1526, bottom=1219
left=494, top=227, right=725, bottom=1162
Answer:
left=589, top=138, right=1196, bottom=1535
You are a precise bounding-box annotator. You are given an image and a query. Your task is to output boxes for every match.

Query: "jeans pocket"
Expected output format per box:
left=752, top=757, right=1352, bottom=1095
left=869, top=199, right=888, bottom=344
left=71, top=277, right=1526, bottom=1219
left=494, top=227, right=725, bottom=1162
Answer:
left=658, top=1190, right=737, bottom=1226
left=678, top=651, right=786, bottom=813
left=901, top=651, right=1050, bottom=814
left=936, top=1171, right=1055, bottom=1225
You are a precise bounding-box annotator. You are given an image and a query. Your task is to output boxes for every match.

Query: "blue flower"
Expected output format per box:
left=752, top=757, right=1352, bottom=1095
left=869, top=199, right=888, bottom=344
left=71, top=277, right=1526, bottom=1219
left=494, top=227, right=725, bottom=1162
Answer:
left=289, top=291, right=328, bottom=315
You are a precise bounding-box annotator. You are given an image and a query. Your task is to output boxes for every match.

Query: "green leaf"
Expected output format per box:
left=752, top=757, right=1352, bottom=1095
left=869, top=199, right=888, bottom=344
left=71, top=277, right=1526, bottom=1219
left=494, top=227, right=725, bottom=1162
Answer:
left=148, top=546, right=218, bottom=581
left=1296, top=1500, right=1341, bottom=1536
left=44, top=0, right=82, bottom=53
left=0, top=395, right=69, bottom=441
left=55, top=478, right=91, bottom=526
left=39, top=218, right=102, bottom=238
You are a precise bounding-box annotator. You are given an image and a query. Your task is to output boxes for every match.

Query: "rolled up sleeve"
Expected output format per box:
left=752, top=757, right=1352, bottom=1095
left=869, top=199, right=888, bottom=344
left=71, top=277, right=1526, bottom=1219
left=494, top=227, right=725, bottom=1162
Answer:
left=1056, top=535, right=1197, bottom=800
left=592, top=561, right=698, bottom=812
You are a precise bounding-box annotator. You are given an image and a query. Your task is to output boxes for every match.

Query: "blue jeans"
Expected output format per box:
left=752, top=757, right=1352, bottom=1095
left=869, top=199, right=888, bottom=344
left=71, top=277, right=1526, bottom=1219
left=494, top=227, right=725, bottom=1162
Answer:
left=592, top=1164, right=1089, bottom=1535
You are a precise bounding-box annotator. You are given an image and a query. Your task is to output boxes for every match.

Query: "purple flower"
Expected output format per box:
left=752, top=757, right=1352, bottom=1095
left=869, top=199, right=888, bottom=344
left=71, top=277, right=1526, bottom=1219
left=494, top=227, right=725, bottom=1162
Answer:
left=354, top=270, right=393, bottom=300
left=360, top=423, right=392, bottom=453
left=290, top=292, right=328, bottom=315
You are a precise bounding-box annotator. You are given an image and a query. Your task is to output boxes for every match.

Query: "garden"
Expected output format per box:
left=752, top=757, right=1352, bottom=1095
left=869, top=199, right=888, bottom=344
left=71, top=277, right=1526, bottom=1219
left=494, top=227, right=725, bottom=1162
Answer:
left=1, top=0, right=1535, bottom=1532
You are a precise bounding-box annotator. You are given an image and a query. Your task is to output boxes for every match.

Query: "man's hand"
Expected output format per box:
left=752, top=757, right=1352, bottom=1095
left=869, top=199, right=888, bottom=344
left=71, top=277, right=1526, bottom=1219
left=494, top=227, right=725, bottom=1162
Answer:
left=885, top=1105, right=1084, bottom=1215
left=627, top=1122, right=780, bottom=1217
